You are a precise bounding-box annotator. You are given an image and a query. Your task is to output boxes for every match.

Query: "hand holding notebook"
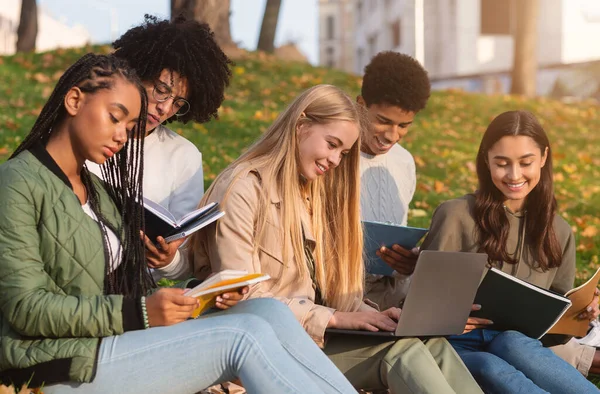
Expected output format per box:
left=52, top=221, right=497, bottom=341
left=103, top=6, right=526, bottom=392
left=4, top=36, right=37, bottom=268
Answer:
left=143, top=197, right=225, bottom=243
left=184, top=270, right=271, bottom=318
left=363, top=221, right=428, bottom=276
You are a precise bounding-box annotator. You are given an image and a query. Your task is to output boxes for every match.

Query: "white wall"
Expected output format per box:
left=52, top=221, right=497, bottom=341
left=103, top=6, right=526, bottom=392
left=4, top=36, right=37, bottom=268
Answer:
left=449, top=0, right=598, bottom=77
left=319, top=0, right=355, bottom=72
left=560, top=0, right=600, bottom=63
left=354, top=0, right=409, bottom=73
left=333, top=0, right=600, bottom=82
left=0, top=0, right=90, bottom=55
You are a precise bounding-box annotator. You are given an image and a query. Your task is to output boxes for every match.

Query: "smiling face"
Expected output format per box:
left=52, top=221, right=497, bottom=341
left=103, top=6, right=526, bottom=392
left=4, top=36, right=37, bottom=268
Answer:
left=487, top=135, right=548, bottom=211
left=144, top=69, right=189, bottom=134
left=297, top=120, right=359, bottom=182
left=359, top=98, right=415, bottom=155
left=67, top=76, right=141, bottom=165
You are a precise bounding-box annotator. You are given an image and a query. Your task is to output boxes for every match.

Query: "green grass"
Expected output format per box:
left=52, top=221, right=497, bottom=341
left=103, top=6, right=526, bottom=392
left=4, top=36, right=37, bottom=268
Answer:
left=2, top=44, right=600, bottom=389
left=2, top=45, right=599, bottom=283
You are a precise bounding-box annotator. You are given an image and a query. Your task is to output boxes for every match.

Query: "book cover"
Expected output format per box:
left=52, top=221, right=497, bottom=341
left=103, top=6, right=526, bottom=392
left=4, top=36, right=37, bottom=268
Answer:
left=143, top=197, right=223, bottom=242
left=363, top=221, right=428, bottom=276
left=184, top=270, right=271, bottom=318
left=547, top=267, right=600, bottom=337
left=471, top=268, right=572, bottom=339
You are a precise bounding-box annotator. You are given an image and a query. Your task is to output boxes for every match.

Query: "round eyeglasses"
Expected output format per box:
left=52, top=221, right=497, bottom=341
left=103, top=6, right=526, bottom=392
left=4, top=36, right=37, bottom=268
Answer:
left=152, top=82, right=190, bottom=117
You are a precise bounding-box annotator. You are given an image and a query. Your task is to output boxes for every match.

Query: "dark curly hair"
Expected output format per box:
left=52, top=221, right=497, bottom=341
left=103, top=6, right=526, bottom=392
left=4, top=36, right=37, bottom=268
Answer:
left=112, top=14, right=233, bottom=124
left=361, top=51, right=431, bottom=113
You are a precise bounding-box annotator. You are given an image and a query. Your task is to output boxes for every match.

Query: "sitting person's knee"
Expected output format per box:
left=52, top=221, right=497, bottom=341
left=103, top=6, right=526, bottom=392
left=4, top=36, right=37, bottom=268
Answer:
left=462, top=352, right=503, bottom=378
left=489, top=330, right=539, bottom=356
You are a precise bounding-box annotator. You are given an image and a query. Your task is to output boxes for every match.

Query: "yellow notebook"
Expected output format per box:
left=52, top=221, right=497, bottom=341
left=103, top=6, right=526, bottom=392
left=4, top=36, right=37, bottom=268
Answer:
left=184, top=270, right=270, bottom=318
left=547, top=267, right=600, bottom=337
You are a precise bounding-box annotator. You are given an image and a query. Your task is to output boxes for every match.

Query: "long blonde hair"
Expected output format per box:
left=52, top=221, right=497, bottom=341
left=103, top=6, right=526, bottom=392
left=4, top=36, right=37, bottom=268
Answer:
left=193, top=84, right=366, bottom=312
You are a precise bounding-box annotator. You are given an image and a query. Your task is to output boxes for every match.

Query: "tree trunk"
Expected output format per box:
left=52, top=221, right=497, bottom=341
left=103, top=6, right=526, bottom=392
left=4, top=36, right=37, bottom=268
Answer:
left=510, top=0, right=539, bottom=96
left=16, top=0, right=37, bottom=53
left=171, top=0, right=234, bottom=48
left=257, top=0, right=282, bottom=53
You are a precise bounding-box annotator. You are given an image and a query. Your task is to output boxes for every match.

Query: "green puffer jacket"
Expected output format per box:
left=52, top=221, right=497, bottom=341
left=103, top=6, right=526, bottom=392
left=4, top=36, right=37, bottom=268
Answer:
left=0, top=147, right=144, bottom=387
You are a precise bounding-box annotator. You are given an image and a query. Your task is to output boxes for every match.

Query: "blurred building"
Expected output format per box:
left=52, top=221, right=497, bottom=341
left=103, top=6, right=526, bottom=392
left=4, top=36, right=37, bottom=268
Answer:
left=319, top=0, right=600, bottom=95
left=319, top=0, right=356, bottom=73
left=0, top=0, right=90, bottom=55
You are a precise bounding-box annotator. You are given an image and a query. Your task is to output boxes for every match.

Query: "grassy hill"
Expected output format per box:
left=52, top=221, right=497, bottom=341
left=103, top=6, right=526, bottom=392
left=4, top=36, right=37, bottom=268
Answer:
left=1, top=45, right=600, bottom=284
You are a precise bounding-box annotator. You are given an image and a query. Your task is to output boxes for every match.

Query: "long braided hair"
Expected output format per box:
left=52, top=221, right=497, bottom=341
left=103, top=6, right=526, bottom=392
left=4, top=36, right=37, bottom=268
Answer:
left=11, top=53, right=154, bottom=297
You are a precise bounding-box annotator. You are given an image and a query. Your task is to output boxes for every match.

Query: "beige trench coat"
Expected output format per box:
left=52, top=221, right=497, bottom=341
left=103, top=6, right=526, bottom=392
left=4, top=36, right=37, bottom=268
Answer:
left=191, top=165, right=375, bottom=347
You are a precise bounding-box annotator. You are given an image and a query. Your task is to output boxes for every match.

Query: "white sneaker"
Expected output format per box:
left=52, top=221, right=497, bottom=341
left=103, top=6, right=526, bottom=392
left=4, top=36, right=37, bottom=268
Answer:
left=576, top=318, right=600, bottom=347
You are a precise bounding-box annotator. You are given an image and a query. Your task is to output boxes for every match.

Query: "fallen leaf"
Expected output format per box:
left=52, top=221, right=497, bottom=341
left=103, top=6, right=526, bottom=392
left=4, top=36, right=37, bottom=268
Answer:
left=32, top=72, right=51, bottom=84
left=413, top=155, right=426, bottom=168
left=42, top=86, right=52, bottom=99
left=434, top=180, right=445, bottom=193
left=409, top=209, right=428, bottom=218
left=466, top=161, right=476, bottom=173
left=581, top=226, right=598, bottom=238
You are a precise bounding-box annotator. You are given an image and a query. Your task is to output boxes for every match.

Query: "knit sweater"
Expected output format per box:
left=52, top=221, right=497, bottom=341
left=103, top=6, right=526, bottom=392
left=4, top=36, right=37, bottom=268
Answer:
left=360, top=144, right=416, bottom=309
left=359, top=143, right=416, bottom=226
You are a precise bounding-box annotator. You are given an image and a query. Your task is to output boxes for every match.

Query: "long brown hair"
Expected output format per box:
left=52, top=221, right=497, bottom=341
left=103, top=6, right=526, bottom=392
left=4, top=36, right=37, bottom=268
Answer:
left=192, top=85, right=366, bottom=311
left=474, top=110, right=561, bottom=270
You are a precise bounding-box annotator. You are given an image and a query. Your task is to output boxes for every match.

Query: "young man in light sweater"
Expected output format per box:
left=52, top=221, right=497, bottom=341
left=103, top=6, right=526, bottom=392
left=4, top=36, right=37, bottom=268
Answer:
left=357, top=51, right=431, bottom=309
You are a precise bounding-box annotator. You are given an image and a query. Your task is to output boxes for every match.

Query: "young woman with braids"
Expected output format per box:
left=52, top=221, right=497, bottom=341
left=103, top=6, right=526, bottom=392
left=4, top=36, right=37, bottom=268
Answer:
left=0, top=53, right=359, bottom=394
left=420, top=110, right=599, bottom=393
left=87, top=15, right=232, bottom=278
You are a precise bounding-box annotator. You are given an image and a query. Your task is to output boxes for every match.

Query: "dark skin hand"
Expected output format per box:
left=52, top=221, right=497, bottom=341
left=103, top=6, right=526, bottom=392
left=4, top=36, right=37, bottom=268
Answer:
left=576, top=288, right=600, bottom=321
left=141, top=231, right=186, bottom=269
left=145, top=288, right=199, bottom=327
left=376, top=244, right=419, bottom=275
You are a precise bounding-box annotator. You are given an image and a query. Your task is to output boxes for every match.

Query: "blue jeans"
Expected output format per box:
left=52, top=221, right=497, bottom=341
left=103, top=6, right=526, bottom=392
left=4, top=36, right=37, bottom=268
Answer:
left=449, top=329, right=597, bottom=394
left=43, top=298, right=357, bottom=394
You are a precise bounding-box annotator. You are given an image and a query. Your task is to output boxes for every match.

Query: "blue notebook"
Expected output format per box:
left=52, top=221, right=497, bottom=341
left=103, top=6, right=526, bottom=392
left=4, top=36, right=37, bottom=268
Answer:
left=363, top=221, right=428, bottom=276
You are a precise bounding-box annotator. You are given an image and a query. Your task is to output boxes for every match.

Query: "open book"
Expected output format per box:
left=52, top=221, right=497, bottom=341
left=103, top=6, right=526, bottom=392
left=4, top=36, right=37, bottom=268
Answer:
left=184, top=270, right=271, bottom=318
left=143, top=197, right=225, bottom=243
left=471, top=268, right=572, bottom=339
left=363, top=221, right=429, bottom=276
left=547, top=267, right=600, bottom=337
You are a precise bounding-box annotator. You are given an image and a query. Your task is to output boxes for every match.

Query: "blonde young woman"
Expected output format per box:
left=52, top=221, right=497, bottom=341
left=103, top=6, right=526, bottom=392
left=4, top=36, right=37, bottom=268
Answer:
left=185, top=85, right=482, bottom=394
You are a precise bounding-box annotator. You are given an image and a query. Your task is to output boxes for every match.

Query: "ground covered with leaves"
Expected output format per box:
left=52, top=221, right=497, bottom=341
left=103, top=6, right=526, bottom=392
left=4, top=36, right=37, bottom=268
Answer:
left=1, top=45, right=599, bottom=283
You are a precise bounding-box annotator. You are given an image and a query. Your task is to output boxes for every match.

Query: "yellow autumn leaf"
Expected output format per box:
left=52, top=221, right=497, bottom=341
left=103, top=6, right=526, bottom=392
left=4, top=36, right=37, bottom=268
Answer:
left=413, top=155, right=426, bottom=168
left=581, top=226, right=598, bottom=238
left=409, top=209, right=428, bottom=218
left=562, top=163, right=577, bottom=174
left=434, top=180, right=445, bottom=193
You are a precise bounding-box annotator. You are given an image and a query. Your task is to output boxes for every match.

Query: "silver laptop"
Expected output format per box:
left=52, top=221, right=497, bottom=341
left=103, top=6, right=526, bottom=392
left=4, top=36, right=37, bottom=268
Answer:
left=327, top=251, right=488, bottom=337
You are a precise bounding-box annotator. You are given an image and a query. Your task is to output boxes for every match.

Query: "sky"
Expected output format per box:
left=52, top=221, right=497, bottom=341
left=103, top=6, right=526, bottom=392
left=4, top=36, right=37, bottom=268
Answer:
left=38, top=0, right=319, bottom=64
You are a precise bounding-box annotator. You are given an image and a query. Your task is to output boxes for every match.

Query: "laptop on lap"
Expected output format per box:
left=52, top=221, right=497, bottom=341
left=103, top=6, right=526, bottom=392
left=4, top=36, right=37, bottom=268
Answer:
left=326, top=251, right=488, bottom=337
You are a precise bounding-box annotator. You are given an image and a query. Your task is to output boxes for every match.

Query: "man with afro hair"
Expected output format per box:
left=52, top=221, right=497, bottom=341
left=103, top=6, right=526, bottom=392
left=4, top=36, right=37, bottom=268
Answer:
left=358, top=52, right=429, bottom=306
left=88, top=14, right=232, bottom=278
